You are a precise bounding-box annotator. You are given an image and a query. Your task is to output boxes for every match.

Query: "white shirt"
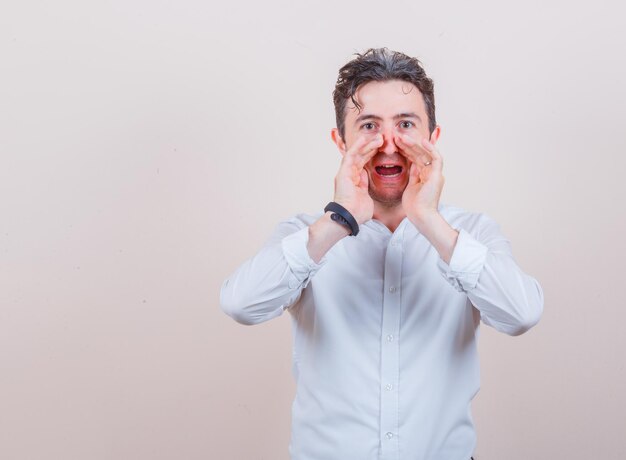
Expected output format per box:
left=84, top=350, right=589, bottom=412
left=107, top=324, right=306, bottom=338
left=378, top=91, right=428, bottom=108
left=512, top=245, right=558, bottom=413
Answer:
left=220, top=203, right=543, bottom=460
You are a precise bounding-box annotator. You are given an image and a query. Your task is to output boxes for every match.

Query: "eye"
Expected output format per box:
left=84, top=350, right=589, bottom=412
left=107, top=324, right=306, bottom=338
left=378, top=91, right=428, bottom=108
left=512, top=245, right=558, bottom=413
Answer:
left=361, top=122, right=377, bottom=130
left=399, top=120, right=414, bottom=129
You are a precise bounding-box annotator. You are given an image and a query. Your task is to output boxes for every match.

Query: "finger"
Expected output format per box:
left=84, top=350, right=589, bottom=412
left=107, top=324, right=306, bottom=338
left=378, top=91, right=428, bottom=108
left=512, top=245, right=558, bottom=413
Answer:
left=339, top=135, right=367, bottom=169
left=420, top=138, right=443, bottom=169
left=347, top=134, right=383, bottom=168
left=360, top=137, right=384, bottom=166
left=357, top=139, right=382, bottom=168
left=396, top=133, right=440, bottom=167
left=395, top=133, right=429, bottom=164
left=346, top=134, right=383, bottom=158
left=339, top=134, right=384, bottom=186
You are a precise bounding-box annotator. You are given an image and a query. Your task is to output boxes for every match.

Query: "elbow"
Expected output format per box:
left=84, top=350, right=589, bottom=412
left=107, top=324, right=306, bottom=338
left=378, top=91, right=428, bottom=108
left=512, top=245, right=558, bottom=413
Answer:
left=506, top=276, right=545, bottom=336
left=220, top=287, right=258, bottom=326
left=508, top=289, right=544, bottom=336
left=220, top=301, right=254, bottom=325
left=479, top=278, right=545, bottom=336
left=508, top=306, right=542, bottom=336
left=221, top=301, right=281, bottom=326
left=220, top=279, right=251, bottom=325
left=219, top=280, right=278, bottom=326
left=221, top=304, right=266, bottom=326
left=486, top=300, right=543, bottom=337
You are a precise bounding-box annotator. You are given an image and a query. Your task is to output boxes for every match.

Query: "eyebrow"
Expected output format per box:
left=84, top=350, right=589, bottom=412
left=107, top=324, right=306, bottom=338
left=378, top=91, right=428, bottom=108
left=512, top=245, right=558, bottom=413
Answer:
left=354, top=112, right=422, bottom=125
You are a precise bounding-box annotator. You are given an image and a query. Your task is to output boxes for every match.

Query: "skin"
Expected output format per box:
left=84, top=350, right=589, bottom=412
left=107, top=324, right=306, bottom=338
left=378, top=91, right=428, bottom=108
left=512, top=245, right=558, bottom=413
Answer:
left=307, top=79, right=459, bottom=265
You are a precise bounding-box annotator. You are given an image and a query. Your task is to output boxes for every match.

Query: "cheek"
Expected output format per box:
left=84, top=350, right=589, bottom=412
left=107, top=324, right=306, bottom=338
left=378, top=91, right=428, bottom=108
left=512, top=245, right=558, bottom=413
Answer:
left=342, top=132, right=356, bottom=149
left=365, top=160, right=378, bottom=174
left=405, top=128, right=428, bottom=144
left=346, top=125, right=379, bottom=144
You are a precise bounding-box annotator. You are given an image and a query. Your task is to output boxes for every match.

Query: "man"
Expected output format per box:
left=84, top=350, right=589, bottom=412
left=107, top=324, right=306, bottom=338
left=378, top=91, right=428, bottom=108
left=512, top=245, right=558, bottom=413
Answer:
left=220, top=48, right=543, bottom=460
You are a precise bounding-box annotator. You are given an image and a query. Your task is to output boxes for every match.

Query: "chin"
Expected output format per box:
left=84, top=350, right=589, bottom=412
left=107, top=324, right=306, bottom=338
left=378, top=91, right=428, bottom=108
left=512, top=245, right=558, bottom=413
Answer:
left=370, top=183, right=406, bottom=203
left=369, top=192, right=404, bottom=207
left=376, top=200, right=403, bottom=210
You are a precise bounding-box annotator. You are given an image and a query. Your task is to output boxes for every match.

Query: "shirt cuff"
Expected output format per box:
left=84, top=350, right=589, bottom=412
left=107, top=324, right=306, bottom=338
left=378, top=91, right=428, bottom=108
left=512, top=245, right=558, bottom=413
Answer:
left=281, top=226, right=327, bottom=289
left=437, top=228, right=488, bottom=292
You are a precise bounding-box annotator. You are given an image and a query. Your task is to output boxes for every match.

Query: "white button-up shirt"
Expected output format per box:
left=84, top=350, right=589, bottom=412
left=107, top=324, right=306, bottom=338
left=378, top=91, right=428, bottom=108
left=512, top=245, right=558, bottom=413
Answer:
left=220, top=203, right=543, bottom=460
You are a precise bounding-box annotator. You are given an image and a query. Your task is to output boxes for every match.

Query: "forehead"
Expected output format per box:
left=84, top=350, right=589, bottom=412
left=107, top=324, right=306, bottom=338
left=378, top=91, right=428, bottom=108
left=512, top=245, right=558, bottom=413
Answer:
left=346, top=79, right=426, bottom=120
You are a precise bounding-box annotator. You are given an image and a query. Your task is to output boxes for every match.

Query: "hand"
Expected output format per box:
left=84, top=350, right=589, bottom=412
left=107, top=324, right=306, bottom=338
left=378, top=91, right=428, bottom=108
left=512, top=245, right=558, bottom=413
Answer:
left=396, top=133, right=445, bottom=223
left=333, top=134, right=384, bottom=224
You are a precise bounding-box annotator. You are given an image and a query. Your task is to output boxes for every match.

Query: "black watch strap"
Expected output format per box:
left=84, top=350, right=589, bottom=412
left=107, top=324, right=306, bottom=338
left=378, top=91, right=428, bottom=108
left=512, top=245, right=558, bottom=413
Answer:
left=324, top=202, right=359, bottom=236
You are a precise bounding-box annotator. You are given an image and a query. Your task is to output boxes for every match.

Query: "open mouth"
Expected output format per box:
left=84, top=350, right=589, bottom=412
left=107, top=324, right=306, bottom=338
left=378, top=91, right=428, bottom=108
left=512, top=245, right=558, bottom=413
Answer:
left=375, top=164, right=403, bottom=178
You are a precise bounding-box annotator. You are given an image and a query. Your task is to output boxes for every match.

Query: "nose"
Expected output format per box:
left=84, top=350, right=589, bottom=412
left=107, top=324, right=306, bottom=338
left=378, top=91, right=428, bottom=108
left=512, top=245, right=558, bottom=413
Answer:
left=379, top=127, right=397, bottom=155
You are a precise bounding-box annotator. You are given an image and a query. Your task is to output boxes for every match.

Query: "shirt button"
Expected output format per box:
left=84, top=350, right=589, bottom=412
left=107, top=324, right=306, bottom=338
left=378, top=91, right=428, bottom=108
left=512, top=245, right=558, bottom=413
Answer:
left=386, top=334, right=394, bottom=342
left=389, top=286, right=396, bottom=293
left=386, top=432, right=394, bottom=440
left=385, top=384, right=393, bottom=391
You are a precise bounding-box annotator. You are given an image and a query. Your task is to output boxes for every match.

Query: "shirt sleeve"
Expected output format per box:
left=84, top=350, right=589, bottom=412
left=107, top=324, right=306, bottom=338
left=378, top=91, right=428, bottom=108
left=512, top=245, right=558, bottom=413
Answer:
left=220, top=216, right=327, bottom=325
left=436, top=215, right=544, bottom=336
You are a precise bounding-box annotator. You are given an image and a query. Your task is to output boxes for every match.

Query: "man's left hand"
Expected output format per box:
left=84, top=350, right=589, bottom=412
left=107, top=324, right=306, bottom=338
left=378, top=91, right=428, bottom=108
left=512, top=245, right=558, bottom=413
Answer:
left=396, top=133, right=459, bottom=263
left=396, top=133, right=445, bottom=225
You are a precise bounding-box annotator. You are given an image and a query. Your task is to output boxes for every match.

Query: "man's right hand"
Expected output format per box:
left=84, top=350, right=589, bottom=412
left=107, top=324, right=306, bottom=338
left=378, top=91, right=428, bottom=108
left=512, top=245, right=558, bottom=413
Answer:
left=333, top=134, right=383, bottom=224
left=307, top=134, right=383, bottom=263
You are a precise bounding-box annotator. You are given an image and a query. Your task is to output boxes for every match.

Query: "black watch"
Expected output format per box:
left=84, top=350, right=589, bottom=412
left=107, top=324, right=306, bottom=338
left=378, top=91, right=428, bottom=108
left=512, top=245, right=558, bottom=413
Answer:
left=324, top=202, right=359, bottom=236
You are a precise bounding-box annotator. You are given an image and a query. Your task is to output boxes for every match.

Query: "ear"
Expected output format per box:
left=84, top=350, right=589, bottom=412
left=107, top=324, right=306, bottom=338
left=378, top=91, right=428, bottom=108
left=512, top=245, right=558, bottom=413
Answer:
left=429, top=125, right=442, bottom=145
left=331, top=128, right=347, bottom=156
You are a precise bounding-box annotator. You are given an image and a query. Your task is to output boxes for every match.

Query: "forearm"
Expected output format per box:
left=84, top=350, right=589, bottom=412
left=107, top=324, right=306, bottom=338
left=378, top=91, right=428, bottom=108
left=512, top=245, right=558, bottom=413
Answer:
left=220, top=218, right=327, bottom=325
left=220, top=244, right=303, bottom=325
left=466, top=252, right=544, bottom=336
left=307, top=212, right=351, bottom=263
left=433, top=214, right=544, bottom=336
left=409, top=211, right=459, bottom=264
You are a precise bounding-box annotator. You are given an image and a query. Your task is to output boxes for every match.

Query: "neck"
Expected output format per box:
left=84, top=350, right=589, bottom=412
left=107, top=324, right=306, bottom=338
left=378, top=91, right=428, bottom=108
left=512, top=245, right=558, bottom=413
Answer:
left=372, top=202, right=406, bottom=233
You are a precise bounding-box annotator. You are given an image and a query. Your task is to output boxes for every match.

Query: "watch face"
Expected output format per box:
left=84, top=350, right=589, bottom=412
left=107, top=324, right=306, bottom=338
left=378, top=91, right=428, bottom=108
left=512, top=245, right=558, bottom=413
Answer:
left=330, top=213, right=351, bottom=234
left=330, top=213, right=344, bottom=223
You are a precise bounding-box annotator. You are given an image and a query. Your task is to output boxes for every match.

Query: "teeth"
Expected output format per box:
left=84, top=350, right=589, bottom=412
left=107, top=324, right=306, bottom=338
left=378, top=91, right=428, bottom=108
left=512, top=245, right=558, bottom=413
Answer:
left=380, top=165, right=397, bottom=168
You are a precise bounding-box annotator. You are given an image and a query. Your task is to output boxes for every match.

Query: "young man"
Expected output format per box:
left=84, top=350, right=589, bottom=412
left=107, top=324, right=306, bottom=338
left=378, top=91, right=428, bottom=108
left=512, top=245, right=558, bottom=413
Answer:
left=220, top=48, right=543, bottom=460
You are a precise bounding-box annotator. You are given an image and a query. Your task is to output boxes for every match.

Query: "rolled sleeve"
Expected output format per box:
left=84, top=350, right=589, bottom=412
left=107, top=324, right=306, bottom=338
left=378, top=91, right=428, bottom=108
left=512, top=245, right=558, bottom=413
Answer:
left=437, top=228, right=489, bottom=292
left=281, top=226, right=328, bottom=290
left=220, top=214, right=326, bottom=325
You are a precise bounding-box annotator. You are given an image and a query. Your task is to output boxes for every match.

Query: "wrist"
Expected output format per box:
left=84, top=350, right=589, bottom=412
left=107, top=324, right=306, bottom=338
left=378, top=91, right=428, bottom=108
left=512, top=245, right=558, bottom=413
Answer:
left=307, top=212, right=350, bottom=264
left=408, top=211, right=459, bottom=264
left=408, top=208, right=440, bottom=231
left=324, top=202, right=360, bottom=236
left=310, top=212, right=351, bottom=242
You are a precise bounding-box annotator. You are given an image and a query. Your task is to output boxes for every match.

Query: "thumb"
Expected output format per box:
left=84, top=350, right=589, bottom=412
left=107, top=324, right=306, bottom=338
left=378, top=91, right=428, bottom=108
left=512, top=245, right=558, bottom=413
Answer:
left=408, top=163, right=419, bottom=186
left=359, top=169, right=369, bottom=191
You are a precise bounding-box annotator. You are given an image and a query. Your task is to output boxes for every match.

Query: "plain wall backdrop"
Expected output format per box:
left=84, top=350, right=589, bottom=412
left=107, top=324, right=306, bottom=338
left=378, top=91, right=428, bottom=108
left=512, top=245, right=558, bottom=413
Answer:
left=1, top=0, right=625, bottom=459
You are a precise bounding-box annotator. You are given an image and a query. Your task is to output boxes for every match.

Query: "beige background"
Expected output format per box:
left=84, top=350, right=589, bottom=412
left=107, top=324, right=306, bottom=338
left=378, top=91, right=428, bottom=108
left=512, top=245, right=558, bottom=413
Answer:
left=1, top=0, right=625, bottom=459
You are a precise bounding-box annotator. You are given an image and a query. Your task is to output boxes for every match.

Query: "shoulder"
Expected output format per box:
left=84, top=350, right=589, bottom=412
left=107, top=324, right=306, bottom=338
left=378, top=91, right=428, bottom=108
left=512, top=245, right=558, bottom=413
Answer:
left=279, top=211, right=325, bottom=229
left=265, top=211, right=324, bottom=240
left=438, top=203, right=502, bottom=237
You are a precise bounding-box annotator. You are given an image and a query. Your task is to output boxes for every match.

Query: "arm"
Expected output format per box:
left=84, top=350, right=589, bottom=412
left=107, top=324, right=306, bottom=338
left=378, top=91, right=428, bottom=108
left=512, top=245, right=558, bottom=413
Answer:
left=433, top=213, right=544, bottom=336
left=219, top=217, right=325, bottom=325
left=398, top=134, right=543, bottom=336
left=220, top=134, right=382, bottom=325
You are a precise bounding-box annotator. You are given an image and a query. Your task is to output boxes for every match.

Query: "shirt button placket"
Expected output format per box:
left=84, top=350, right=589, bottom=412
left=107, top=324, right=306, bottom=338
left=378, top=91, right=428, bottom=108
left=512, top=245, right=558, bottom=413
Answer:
left=379, top=235, right=402, bottom=459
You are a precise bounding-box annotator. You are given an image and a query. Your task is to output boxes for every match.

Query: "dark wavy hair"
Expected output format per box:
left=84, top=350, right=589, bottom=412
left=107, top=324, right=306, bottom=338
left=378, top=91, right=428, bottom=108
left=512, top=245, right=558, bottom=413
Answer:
left=333, top=48, right=436, bottom=139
